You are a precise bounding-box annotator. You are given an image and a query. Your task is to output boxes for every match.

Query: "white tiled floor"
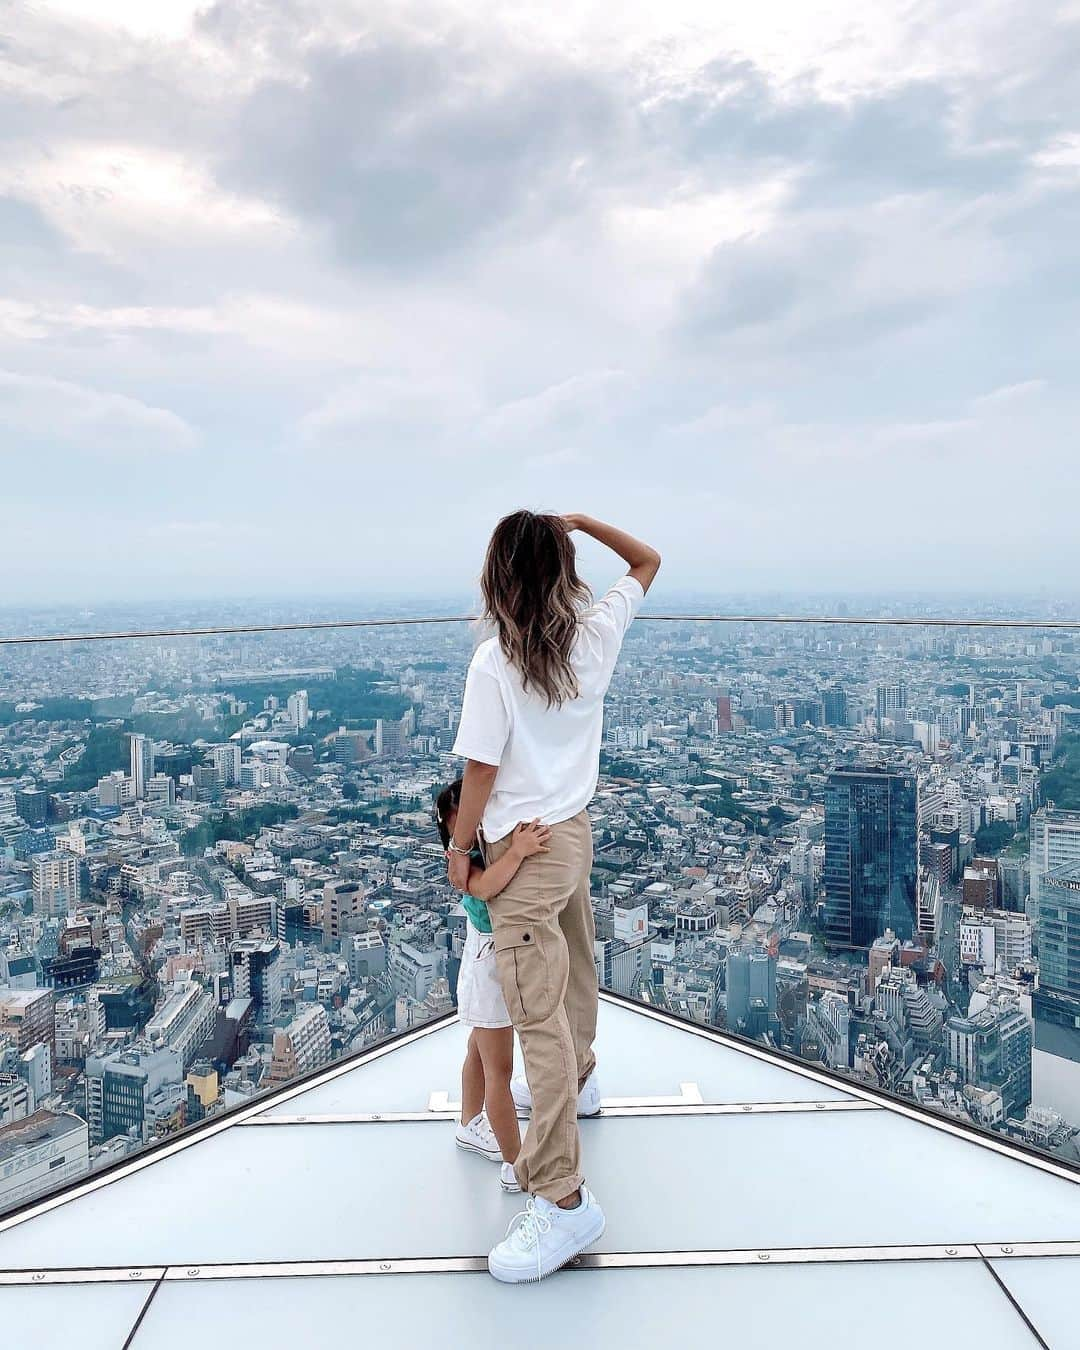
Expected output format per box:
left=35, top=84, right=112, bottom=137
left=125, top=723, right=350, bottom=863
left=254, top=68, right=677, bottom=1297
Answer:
left=2, top=1001, right=1076, bottom=1350
left=112, top=1262, right=1046, bottom=1350
left=0, top=1281, right=151, bottom=1350
left=260, top=999, right=852, bottom=1116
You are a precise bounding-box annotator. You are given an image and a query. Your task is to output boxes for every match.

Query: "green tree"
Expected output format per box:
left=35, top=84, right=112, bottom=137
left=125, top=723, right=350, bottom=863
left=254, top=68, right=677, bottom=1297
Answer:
left=974, top=821, right=1015, bottom=855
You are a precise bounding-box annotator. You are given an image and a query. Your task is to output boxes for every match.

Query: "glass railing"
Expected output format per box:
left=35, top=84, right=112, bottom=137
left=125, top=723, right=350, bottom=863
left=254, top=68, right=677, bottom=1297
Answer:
left=1, top=606, right=1079, bottom=1217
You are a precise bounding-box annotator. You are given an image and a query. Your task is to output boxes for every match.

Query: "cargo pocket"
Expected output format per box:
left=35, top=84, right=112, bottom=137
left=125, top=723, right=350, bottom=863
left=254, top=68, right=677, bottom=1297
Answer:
left=494, top=923, right=549, bottom=1025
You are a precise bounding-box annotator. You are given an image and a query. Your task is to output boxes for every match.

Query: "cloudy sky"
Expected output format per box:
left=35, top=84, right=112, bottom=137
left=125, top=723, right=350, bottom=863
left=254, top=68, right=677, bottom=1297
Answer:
left=2, top=0, right=1079, bottom=604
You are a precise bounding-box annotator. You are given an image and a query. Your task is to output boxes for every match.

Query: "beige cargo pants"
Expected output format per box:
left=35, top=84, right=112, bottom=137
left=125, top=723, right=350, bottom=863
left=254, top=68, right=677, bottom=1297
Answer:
left=484, top=810, right=596, bottom=1202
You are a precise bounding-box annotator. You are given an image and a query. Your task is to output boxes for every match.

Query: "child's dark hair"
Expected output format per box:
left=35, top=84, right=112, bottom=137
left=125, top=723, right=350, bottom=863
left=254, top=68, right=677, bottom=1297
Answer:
left=434, top=777, right=463, bottom=849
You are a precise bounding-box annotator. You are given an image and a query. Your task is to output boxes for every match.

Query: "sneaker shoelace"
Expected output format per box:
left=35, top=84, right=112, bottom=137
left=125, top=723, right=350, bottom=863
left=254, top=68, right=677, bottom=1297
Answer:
left=504, top=1197, right=552, bottom=1283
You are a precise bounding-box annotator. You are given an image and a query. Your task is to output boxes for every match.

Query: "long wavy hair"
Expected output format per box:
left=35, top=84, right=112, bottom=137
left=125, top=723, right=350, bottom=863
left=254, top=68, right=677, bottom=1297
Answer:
left=480, top=510, right=591, bottom=707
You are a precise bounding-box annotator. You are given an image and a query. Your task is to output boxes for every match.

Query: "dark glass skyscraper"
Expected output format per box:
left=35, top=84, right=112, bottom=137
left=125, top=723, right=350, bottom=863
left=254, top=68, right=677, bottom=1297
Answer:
left=1032, top=861, right=1080, bottom=1122
left=824, top=769, right=918, bottom=950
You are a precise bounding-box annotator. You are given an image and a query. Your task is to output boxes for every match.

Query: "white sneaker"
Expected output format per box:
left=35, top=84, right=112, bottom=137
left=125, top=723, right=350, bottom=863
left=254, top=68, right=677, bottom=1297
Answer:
left=500, top=1162, right=521, bottom=1193
left=488, top=1187, right=606, bottom=1284
left=455, top=1112, right=502, bottom=1162
left=511, top=1070, right=601, bottom=1118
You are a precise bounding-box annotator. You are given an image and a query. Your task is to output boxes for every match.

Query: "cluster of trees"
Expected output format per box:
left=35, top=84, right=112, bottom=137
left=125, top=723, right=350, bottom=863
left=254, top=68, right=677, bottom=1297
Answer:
left=57, top=724, right=129, bottom=792
left=974, top=820, right=1016, bottom=854
left=180, top=803, right=299, bottom=857
left=1042, top=734, right=1080, bottom=811
left=0, top=697, right=96, bottom=725
left=215, top=665, right=409, bottom=730
left=1043, top=693, right=1080, bottom=710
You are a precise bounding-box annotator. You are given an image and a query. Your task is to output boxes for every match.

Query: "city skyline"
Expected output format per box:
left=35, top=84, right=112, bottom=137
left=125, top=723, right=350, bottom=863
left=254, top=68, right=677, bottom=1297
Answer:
left=4, top=607, right=1080, bottom=1222
left=4, top=0, right=1080, bottom=599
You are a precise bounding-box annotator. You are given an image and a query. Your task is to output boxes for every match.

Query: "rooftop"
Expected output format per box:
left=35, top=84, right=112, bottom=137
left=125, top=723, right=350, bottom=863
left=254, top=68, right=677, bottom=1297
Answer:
left=2, top=995, right=1077, bottom=1349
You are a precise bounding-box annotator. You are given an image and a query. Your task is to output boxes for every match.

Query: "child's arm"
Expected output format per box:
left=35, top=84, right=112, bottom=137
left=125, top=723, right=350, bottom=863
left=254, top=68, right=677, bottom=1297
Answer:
left=466, top=820, right=551, bottom=902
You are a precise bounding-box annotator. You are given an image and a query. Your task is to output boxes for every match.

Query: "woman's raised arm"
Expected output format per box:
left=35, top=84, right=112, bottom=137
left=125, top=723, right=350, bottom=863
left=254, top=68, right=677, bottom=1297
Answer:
left=562, top=514, right=661, bottom=593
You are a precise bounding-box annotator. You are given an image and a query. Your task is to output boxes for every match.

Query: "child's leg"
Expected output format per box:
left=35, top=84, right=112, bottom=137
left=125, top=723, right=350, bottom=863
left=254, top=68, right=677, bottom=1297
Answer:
left=475, top=1027, right=520, bottom=1164
left=461, top=1030, right=485, bottom=1126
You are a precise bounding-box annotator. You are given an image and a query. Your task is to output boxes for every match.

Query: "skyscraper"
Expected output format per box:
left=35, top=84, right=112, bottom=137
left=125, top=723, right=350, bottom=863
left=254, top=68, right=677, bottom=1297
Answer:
left=1032, top=858, right=1080, bottom=1123
left=287, top=689, right=310, bottom=730
left=211, top=742, right=242, bottom=787
left=875, top=683, right=908, bottom=723
left=129, top=733, right=154, bottom=800
left=725, top=947, right=778, bottom=1039
left=1029, top=809, right=1080, bottom=918
left=824, top=769, right=918, bottom=950
left=822, top=686, right=849, bottom=728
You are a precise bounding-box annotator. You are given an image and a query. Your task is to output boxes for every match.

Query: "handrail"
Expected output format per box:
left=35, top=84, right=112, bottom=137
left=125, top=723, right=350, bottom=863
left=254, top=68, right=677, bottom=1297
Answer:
left=2, top=612, right=1079, bottom=645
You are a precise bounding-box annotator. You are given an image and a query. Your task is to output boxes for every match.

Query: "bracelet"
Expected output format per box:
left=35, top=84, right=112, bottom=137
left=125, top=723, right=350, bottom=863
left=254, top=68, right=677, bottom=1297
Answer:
left=447, top=838, right=473, bottom=856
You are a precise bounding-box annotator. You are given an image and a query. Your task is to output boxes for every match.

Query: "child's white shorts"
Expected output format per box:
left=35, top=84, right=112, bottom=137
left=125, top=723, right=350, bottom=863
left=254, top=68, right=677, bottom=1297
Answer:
left=457, top=921, right=512, bottom=1029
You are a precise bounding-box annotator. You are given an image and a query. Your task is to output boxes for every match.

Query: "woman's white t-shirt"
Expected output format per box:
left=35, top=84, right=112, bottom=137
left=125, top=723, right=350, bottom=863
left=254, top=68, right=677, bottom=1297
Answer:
left=451, top=574, right=645, bottom=842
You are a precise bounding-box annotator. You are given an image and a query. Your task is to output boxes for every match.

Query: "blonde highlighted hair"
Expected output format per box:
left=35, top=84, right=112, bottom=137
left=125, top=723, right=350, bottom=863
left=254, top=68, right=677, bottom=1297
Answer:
left=480, top=510, right=591, bottom=708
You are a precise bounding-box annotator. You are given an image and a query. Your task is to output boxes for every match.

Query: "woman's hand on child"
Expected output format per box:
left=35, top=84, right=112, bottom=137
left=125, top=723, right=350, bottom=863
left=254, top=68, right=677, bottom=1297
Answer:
left=447, top=849, right=472, bottom=893
left=510, top=819, right=552, bottom=858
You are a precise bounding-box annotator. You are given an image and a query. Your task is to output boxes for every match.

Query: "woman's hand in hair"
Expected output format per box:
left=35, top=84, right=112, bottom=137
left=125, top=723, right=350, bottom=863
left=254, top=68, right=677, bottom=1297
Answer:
left=560, top=514, right=661, bottom=593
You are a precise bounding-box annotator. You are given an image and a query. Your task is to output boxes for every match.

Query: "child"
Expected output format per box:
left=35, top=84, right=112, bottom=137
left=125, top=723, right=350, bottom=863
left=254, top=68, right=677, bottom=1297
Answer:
left=435, top=777, right=550, bottom=1193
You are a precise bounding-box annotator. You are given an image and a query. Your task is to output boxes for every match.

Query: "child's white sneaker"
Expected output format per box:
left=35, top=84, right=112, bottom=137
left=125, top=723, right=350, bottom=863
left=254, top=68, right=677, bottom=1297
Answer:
left=500, top=1162, right=521, bottom=1193
left=488, top=1187, right=605, bottom=1284
left=455, top=1112, right=502, bottom=1162
left=511, top=1070, right=601, bottom=1118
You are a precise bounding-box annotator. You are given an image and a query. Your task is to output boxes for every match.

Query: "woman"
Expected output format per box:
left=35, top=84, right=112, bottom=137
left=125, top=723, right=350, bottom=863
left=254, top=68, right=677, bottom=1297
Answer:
left=448, top=510, right=661, bottom=1284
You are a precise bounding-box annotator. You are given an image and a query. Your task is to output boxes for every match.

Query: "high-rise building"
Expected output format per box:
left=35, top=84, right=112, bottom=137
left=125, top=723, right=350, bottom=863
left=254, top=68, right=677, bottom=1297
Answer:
left=959, top=908, right=1033, bottom=974
left=375, top=717, right=408, bottom=758
left=229, top=938, right=283, bottom=1026
left=350, top=929, right=387, bottom=980
left=31, top=850, right=79, bottom=919
left=144, top=981, right=216, bottom=1069
left=947, top=1000, right=1032, bottom=1119
left=807, top=991, right=851, bottom=1069
left=1029, top=809, right=1080, bottom=918
left=725, top=947, right=778, bottom=1039
left=0, top=991, right=55, bottom=1054
left=14, top=787, right=50, bottom=826
left=1032, top=861, right=1080, bottom=1123
left=95, top=771, right=136, bottom=809
left=0, top=1110, right=89, bottom=1210
left=715, top=695, right=733, bottom=734
left=824, top=769, right=918, bottom=950
left=211, top=742, right=242, bottom=788
left=129, top=734, right=154, bottom=800
left=876, top=683, right=908, bottom=723
left=1037, top=862, right=1080, bottom=999
left=323, top=880, right=365, bottom=950
left=268, top=1005, right=332, bottom=1084
left=146, top=774, right=176, bottom=806
left=963, top=859, right=1000, bottom=910
left=822, top=686, right=849, bottom=728
left=84, top=1047, right=182, bottom=1144
left=287, top=689, right=310, bottom=730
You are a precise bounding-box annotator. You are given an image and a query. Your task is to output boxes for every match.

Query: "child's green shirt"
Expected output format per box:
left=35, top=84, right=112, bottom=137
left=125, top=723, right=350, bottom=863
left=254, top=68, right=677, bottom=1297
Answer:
left=461, top=845, right=492, bottom=933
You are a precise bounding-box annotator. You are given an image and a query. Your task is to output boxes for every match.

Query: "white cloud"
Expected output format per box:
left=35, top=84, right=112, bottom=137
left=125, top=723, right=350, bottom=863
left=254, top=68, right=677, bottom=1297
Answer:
left=1, top=143, right=292, bottom=261
left=0, top=369, right=197, bottom=453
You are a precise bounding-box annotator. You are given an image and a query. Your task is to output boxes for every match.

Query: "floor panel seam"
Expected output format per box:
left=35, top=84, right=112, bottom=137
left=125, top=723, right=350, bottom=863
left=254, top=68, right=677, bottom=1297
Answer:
left=979, top=1255, right=1053, bottom=1350
left=119, top=1270, right=166, bottom=1350
left=9, top=1243, right=1080, bottom=1285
